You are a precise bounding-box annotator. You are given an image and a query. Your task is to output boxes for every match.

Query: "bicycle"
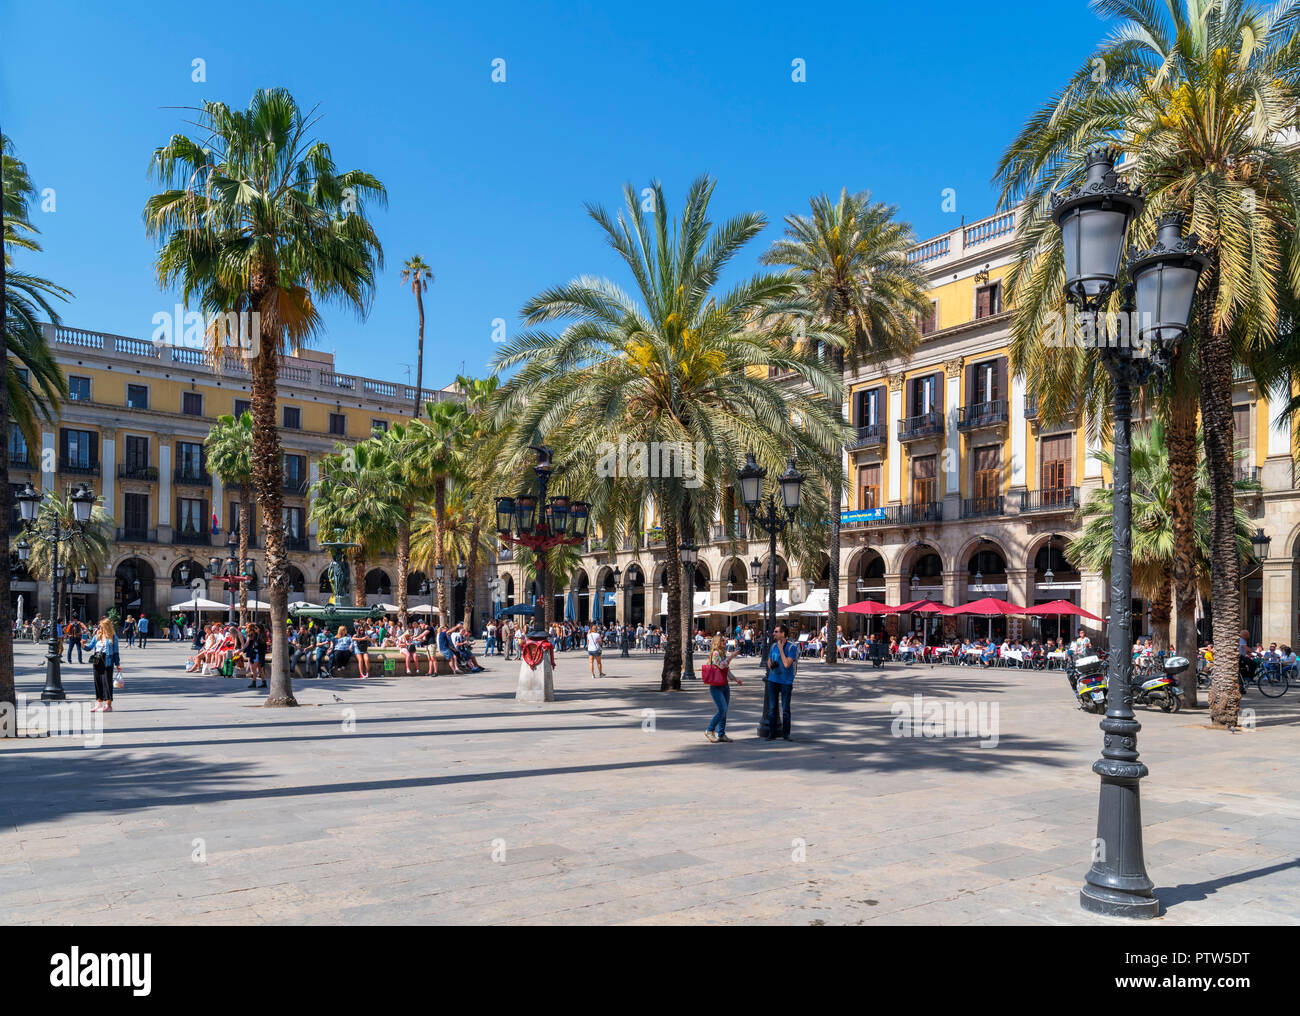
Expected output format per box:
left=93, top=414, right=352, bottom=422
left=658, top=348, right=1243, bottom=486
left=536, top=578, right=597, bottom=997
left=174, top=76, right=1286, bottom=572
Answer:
left=1245, top=656, right=1292, bottom=698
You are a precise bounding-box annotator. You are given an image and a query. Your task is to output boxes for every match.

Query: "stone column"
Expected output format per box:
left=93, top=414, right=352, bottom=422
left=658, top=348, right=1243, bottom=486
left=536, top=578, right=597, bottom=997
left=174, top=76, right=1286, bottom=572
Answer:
left=943, top=359, right=963, bottom=520
left=1262, top=395, right=1294, bottom=492
left=40, top=430, right=55, bottom=493
left=887, top=375, right=904, bottom=504
left=158, top=444, right=173, bottom=542
left=101, top=436, right=117, bottom=522
left=1261, top=558, right=1293, bottom=646
left=1010, top=371, right=1027, bottom=493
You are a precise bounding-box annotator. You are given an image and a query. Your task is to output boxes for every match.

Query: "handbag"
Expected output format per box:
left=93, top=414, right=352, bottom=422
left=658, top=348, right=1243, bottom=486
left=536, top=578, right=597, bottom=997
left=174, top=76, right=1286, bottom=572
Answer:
left=89, top=650, right=107, bottom=668
left=701, top=663, right=728, bottom=686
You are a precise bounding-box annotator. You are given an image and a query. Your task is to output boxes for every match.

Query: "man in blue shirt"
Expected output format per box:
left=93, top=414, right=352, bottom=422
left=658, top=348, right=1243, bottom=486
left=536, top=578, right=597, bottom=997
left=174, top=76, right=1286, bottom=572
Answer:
left=766, top=623, right=797, bottom=741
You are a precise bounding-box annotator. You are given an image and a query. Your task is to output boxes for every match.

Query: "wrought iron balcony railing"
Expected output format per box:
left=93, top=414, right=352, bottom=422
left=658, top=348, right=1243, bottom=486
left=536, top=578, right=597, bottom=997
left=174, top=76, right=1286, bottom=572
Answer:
left=956, top=400, right=1008, bottom=431
left=846, top=423, right=887, bottom=450
left=898, top=411, right=943, bottom=441
left=118, top=464, right=159, bottom=481
left=1022, top=487, right=1079, bottom=513
left=961, top=496, right=1004, bottom=519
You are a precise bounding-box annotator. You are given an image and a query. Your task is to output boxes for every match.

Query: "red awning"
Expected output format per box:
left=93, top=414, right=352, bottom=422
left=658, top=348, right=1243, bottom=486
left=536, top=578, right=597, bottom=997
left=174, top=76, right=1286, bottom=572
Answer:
left=896, top=598, right=949, bottom=613
left=945, top=597, right=1027, bottom=616
left=1025, top=599, right=1103, bottom=622
left=840, top=600, right=897, bottom=615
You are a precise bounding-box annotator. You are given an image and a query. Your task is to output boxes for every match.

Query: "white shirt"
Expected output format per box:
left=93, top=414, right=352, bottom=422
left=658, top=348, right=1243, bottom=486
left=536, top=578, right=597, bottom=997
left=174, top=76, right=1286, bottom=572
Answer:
left=587, top=630, right=603, bottom=652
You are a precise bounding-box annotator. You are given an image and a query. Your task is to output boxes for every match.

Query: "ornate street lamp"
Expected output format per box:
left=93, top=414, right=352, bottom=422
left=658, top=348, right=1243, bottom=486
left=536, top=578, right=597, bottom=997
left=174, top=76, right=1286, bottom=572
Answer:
left=493, top=446, right=588, bottom=637
left=16, top=481, right=96, bottom=701
left=679, top=539, right=700, bottom=680
left=738, top=451, right=804, bottom=736
left=1051, top=148, right=1210, bottom=920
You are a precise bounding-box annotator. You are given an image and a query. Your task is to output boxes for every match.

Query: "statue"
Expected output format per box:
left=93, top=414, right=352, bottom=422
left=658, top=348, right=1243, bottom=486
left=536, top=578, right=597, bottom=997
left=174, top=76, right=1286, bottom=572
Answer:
left=319, top=531, right=358, bottom=604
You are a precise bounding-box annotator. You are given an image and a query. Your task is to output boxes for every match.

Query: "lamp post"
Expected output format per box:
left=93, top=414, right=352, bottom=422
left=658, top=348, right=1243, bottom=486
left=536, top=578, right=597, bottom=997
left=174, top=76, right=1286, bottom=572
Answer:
left=1051, top=147, right=1210, bottom=919
left=494, top=447, right=589, bottom=636
left=679, top=539, right=699, bottom=681
left=1250, top=528, right=1271, bottom=643
left=210, top=535, right=249, bottom=627
left=738, top=452, right=804, bottom=737
left=16, top=481, right=95, bottom=701
left=615, top=567, right=632, bottom=657
left=419, top=578, right=435, bottom=622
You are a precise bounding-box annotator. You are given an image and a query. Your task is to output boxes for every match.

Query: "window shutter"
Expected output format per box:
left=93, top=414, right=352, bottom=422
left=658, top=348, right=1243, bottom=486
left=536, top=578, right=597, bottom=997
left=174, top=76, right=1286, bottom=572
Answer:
left=996, top=357, right=1007, bottom=404
left=202, top=500, right=209, bottom=535
left=176, top=497, right=182, bottom=533
left=89, top=432, right=99, bottom=466
left=932, top=372, right=944, bottom=418
left=59, top=429, right=69, bottom=461
left=976, top=287, right=991, bottom=319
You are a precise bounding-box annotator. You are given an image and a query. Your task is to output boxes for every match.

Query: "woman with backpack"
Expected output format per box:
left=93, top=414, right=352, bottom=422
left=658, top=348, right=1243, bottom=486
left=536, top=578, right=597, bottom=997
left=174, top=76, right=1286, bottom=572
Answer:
left=703, top=634, right=743, bottom=743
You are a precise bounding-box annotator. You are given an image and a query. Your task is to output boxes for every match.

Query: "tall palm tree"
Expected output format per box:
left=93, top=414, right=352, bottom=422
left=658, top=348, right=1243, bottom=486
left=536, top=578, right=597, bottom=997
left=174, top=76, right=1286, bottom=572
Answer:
left=308, top=440, right=403, bottom=607
left=409, top=399, right=469, bottom=620
left=993, top=0, right=1300, bottom=726
left=494, top=176, right=846, bottom=690
left=401, top=256, right=434, bottom=415
left=2, top=131, right=69, bottom=726
left=763, top=189, right=930, bottom=661
left=375, top=422, right=431, bottom=625
left=145, top=89, right=386, bottom=707
left=453, top=374, right=510, bottom=629
left=205, top=411, right=254, bottom=623
left=1070, top=421, right=1257, bottom=649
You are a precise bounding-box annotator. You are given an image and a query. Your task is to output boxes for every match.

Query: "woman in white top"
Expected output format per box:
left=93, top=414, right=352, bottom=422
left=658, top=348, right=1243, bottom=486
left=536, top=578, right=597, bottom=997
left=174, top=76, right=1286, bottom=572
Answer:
left=587, top=626, right=605, bottom=678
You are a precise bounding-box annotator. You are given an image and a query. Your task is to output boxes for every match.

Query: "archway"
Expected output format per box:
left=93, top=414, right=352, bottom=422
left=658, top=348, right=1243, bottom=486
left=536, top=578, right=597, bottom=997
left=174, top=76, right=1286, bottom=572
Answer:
left=1030, top=536, right=1080, bottom=645
left=573, top=570, right=591, bottom=624
left=114, top=558, right=156, bottom=620
left=624, top=564, right=646, bottom=626
left=965, top=544, right=1009, bottom=640
left=365, top=569, right=392, bottom=597
left=850, top=549, right=887, bottom=635
left=285, top=564, right=306, bottom=595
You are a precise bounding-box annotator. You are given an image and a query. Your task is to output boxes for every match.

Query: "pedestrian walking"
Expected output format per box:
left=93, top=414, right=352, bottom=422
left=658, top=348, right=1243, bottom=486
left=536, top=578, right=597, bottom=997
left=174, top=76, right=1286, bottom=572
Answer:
left=587, top=624, right=605, bottom=678
left=703, top=634, right=742, bottom=743
left=137, top=613, right=150, bottom=649
left=64, top=617, right=84, bottom=664
left=765, top=623, right=796, bottom=741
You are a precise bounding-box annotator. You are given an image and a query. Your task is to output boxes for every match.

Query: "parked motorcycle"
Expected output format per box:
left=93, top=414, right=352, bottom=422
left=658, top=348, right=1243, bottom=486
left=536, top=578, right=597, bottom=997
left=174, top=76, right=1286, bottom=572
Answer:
left=1068, top=652, right=1108, bottom=713
left=1131, top=654, right=1189, bottom=712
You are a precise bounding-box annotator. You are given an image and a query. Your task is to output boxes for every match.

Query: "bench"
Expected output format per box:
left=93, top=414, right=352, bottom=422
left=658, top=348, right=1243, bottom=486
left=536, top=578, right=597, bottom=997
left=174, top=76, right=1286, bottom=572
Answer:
left=275, top=648, right=458, bottom=679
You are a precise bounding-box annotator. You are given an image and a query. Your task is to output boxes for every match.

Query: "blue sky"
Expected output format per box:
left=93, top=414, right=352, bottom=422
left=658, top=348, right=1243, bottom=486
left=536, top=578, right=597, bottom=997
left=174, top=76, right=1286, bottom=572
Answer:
left=3, top=0, right=1109, bottom=386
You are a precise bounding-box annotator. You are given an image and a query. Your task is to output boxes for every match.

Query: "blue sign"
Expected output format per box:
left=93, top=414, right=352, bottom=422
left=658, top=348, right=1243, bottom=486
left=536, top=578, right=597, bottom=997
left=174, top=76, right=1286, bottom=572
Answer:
left=841, top=508, right=886, bottom=524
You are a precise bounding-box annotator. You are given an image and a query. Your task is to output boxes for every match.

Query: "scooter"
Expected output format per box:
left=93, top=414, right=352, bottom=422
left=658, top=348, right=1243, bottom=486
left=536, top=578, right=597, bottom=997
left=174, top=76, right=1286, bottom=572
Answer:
left=1068, top=652, right=1108, bottom=713
left=1131, top=654, right=1189, bottom=712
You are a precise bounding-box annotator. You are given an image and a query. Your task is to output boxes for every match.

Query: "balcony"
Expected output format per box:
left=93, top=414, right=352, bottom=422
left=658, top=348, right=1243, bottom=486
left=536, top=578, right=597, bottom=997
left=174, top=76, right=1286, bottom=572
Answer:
left=174, top=467, right=212, bottom=487
left=898, top=501, right=943, bottom=525
left=1022, top=487, right=1079, bottom=514
left=956, top=400, right=1008, bottom=432
left=9, top=449, right=32, bottom=469
left=117, top=527, right=156, bottom=543
left=846, top=423, right=887, bottom=451
left=172, top=529, right=211, bottom=546
left=285, top=535, right=310, bottom=552
left=282, top=476, right=308, bottom=496
left=118, top=464, right=159, bottom=481
left=842, top=502, right=943, bottom=528
left=59, top=459, right=100, bottom=477
left=1025, top=396, right=1038, bottom=421
left=898, top=411, right=943, bottom=442
left=961, top=496, right=1004, bottom=519
left=710, top=522, right=748, bottom=542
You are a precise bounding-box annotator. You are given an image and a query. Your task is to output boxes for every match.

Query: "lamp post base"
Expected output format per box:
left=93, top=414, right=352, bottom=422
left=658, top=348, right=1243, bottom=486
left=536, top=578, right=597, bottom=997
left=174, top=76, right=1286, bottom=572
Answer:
left=756, top=678, right=772, bottom=738
left=1080, top=757, right=1158, bottom=919
left=516, top=640, right=555, bottom=703
left=41, top=644, right=67, bottom=702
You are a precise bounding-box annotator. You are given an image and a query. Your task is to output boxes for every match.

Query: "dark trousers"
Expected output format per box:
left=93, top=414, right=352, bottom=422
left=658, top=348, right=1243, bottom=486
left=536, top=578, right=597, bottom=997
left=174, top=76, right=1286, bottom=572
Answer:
left=766, top=682, right=792, bottom=738
left=330, top=649, right=353, bottom=673
left=138, top=630, right=148, bottom=649
left=92, top=660, right=113, bottom=701
left=66, top=637, right=83, bottom=664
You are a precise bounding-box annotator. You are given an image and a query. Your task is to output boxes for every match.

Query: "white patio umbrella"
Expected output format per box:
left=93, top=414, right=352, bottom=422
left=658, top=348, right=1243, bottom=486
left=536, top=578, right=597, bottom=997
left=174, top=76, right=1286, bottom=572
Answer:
left=288, top=600, right=318, bottom=611
left=700, top=599, right=754, bottom=615
left=374, top=602, right=400, bottom=613
left=409, top=603, right=441, bottom=615
left=246, top=599, right=273, bottom=611
left=169, top=597, right=229, bottom=612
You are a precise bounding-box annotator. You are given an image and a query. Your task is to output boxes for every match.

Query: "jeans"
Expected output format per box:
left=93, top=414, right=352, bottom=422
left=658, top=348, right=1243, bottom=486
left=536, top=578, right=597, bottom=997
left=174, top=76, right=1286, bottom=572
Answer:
left=138, top=630, right=148, bottom=649
left=66, top=637, right=83, bottom=664
left=767, top=682, right=792, bottom=738
left=707, top=683, right=730, bottom=734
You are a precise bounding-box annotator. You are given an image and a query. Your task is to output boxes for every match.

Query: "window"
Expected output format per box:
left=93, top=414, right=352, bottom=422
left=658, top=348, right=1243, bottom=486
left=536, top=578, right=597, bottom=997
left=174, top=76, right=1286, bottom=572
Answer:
left=182, top=391, right=203, bottom=416
left=1041, top=434, right=1073, bottom=505
left=973, top=361, right=998, bottom=404
left=68, top=376, right=91, bottom=401
left=283, top=406, right=301, bottom=429
left=911, top=375, right=937, bottom=416
left=60, top=429, right=97, bottom=469
left=9, top=425, right=28, bottom=466
left=918, top=301, right=938, bottom=336
left=283, top=453, right=306, bottom=491
left=973, top=445, right=1000, bottom=507
left=177, top=497, right=205, bottom=536
left=371, top=419, right=388, bottom=433
left=124, top=493, right=149, bottom=535
left=855, top=387, right=882, bottom=428
left=234, top=399, right=251, bottom=418
left=328, top=412, right=347, bottom=436
left=976, top=282, right=1002, bottom=319
left=282, top=506, right=304, bottom=540
left=126, top=384, right=150, bottom=410
left=177, top=441, right=204, bottom=479
left=912, top=454, right=937, bottom=506
left=858, top=464, right=881, bottom=511
left=124, top=436, right=150, bottom=471
left=1234, top=405, right=1253, bottom=481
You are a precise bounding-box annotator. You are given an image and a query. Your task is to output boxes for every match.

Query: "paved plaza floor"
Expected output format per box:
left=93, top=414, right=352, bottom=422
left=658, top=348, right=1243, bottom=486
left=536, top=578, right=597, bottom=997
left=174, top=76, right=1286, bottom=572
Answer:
left=1, top=639, right=1297, bottom=925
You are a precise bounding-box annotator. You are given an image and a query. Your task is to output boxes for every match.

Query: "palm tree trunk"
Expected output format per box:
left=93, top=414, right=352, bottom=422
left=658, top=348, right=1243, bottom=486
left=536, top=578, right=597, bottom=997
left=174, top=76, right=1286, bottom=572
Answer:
left=434, top=479, right=449, bottom=619
left=463, top=519, right=481, bottom=630
left=0, top=204, right=14, bottom=731
left=251, top=335, right=295, bottom=707
left=351, top=551, right=366, bottom=609
left=1199, top=291, right=1241, bottom=726
left=826, top=470, right=842, bottom=663
left=413, top=286, right=425, bottom=417
left=1148, top=562, right=1172, bottom=651
left=237, top=482, right=251, bottom=625
left=1167, top=395, right=1200, bottom=706
left=661, top=513, right=683, bottom=691
left=396, top=516, right=410, bottom=625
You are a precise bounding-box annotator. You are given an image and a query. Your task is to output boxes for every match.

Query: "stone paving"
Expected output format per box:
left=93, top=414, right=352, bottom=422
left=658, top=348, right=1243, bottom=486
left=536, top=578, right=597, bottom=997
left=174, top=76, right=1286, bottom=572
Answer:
left=1, top=639, right=1297, bottom=925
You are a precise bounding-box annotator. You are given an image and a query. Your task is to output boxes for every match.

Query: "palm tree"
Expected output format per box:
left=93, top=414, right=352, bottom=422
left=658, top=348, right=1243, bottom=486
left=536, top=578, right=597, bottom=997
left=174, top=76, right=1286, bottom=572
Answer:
left=453, top=374, right=511, bottom=629
left=993, top=0, right=1300, bottom=726
left=205, top=412, right=254, bottom=623
left=308, top=440, right=403, bottom=607
left=401, top=256, right=434, bottom=415
left=763, top=189, right=930, bottom=661
left=2, top=131, right=70, bottom=726
left=409, top=399, right=469, bottom=620
left=493, top=176, right=846, bottom=690
left=1070, top=421, right=1257, bottom=649
left=22, top=491, right=115, bottom=620
left=374, top=422, right=430, bottom=625
left=145, top=89, right=386, bottom=707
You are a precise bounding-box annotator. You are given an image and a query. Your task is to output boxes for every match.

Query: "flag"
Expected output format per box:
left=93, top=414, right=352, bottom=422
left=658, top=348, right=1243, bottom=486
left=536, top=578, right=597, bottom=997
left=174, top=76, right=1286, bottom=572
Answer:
left=211, top=511, right=220, bottom=534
